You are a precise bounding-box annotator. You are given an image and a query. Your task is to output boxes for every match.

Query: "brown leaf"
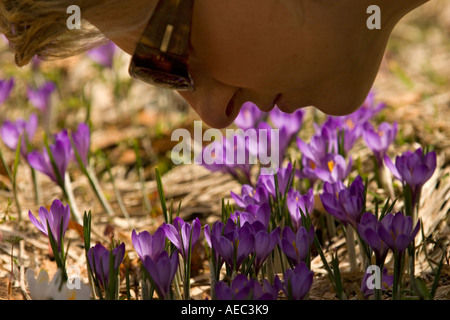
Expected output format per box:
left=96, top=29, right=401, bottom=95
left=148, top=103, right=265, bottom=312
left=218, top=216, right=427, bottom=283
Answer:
left=68, top=220, right=84, bottom=240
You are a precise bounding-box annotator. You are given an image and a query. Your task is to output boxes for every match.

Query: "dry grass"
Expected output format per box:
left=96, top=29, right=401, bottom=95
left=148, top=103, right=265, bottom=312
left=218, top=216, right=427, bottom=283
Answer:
left=0, top=0, right=448, bottom=300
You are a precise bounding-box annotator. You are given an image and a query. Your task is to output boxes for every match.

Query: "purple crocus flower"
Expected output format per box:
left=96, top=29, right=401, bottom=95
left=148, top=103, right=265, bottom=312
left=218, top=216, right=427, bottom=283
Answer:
left=257, top=162, right=293, bottom=197
left=87, top=41, right=116, bottom=68
left=232, top=203, right=271, bottom=230
left=358, top=91, right=386, bottom=123
left=278, top=226, right=314, bottom=267
left=201, top=133, right=252, bottom=185
left=204, top=220, right=225, bottom=267
left=269, top=107, right=304, bottom=138
left=319, top=116, right=359, bottom=156
left=234, top=101, right=265, bottom=131
left=378, top=212, right=421, bottom=254
left=281, top=262, right=314, bottom=300
left=357, top=212, right=389, bottom=265
left=363, top=122, right=398, bottom=166
left=253, top=226, right=280, bottom=274
left=141, top=250, right=179, bottom=300
left=163, top=217, right=201, bottom=258
left=297, top=132, right=329, bottom=169
left=28, top=199, right=70, bottom=252
left=1, top=113, right=38, bottom=157
left=245, top=121, right=284, bottom=173
left=384, top=148, right=437, bottom=207
left=87, top=242, right=125, bottom=289
left=286, top=188, right=314, bottom=231
left=297, top=134, right=329, bottom=183
left=333, top=91, right=385, bottom=139
left=0, top=78, right=14, bottom=105
left=215, top=274, right=279, bottom=300
left=211, top=219, right=255, bottom=272
left=320, top=175, right=365, bottom=228
left=204, top=220, right=223, bottom=250
left=27, top=130, right=73, bottom=183
left=27, top=81, right=56, bottom=112
left=361, top=267, right=393, bottom=299
left=315, top=153, right=353, bottom=184
left=71, top=123, right=90, bottom=166
left=230, top=184, right=269, bottom=208
left=132, top=227, right=166, bottom=262
left=266, top=107, right=304, bottom=165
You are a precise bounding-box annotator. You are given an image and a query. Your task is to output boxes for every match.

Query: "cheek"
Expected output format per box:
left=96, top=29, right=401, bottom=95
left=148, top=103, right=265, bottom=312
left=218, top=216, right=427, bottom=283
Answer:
left=190, top=0, right=299, bottom=88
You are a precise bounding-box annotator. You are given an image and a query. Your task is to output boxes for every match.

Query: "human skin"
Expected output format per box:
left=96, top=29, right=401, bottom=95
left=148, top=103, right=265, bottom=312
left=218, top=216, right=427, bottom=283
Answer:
left=86, top=0, right=429, bottom=128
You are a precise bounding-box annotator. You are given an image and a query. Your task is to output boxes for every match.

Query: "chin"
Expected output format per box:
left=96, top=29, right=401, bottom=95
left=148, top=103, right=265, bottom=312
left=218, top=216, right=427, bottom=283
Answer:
left=274, top=95, right=311, bottom=114
left=199, top=114, right=236, bottom=129
left=313, top=91, right=369, bottom=116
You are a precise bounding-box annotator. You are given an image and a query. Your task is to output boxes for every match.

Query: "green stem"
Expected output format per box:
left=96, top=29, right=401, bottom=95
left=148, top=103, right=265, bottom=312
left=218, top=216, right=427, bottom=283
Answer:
left=393, top=252, right=404, bottom=300
left=173, top=264, right=183, bottom=300
left=85, top=166, right=116, bottom=217
left=326, top=215, right=336, bottom=239
left=0, top=147, right=22, bottom=220
left=209, top=255, right=217, bottom=300
left=64, top=173, right=83, bottom=224
left=31, top=167, right=40, bottom=205
left=374, top=261, right=384, bottom=300
left=346, top=227, right=358, bottom=272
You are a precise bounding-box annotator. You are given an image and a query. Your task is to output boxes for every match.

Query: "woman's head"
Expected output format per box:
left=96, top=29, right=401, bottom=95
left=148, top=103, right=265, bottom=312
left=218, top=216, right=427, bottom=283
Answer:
left=0, top=0, right=429, bottom=128
left=0, top=0, right=107, bottom=66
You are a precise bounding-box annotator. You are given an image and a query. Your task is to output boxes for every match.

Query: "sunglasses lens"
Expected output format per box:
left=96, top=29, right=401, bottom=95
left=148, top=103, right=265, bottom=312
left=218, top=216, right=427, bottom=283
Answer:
left=129, top=47, right=193, bottom=90
left=129, top=0, right=194, bottom=91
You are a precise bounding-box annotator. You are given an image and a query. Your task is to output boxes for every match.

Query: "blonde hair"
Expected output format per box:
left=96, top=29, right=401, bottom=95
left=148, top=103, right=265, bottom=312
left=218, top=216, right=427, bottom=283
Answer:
left=0, top=0, right=108, bottom=66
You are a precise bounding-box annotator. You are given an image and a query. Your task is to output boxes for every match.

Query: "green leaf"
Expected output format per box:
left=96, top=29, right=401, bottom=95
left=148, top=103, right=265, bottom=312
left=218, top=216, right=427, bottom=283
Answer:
left=414, top=277, right=431, bottom=300
left=83, top=211, right=92, bottom=252
left=107, top=248, right=118, bottom=300
left=12, top=135, right=21, bottom=182
left=380, top=198, right=397, bottom=220
left=46, top=219, right=67, bottom=282
left=125, top=267, right=131, bottom=300
left=331, top=251, right=345, bottom=300
left=431, top=251, right=445, bottom=299
left=155, top=167, right=169, bottom=224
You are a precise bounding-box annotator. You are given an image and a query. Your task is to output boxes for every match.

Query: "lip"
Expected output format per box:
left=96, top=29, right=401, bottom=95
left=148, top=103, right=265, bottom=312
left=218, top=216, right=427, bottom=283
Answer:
left=258, top=93, right=282, bottom=112
left=273, top=94, right=297, bottom=113
left=272, top=93, right=283, bottom=109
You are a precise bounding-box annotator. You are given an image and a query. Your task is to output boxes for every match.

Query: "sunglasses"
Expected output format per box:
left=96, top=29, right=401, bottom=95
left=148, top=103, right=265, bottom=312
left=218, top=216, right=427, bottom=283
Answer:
left=128, top=0, right=194, bottom=91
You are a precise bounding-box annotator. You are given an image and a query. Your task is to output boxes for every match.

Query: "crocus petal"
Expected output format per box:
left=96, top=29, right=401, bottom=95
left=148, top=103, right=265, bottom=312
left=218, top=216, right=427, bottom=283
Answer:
left=163, top=223, right=182, bottom=253
left=191, top=218, right=201, bottom=248
left=143, top=251, right=179, bottom=299
left=203, top=224, right=212, bottom=248
left=27, top=150, right=56, bottom=181
left=28, top=210, right=46, bottom=235
left=113, top=243, right=126, bottom=270
left=72, top=123, right=90, bottom=166
left=279, top=239, right=299, bottom=265
left=1, top=121, right=20, bottom=150
left=395, top=234, right=411, bottom=253
left=384, top=155, right=401, bottom=181
left=214, top=236, right=234, bottom=268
